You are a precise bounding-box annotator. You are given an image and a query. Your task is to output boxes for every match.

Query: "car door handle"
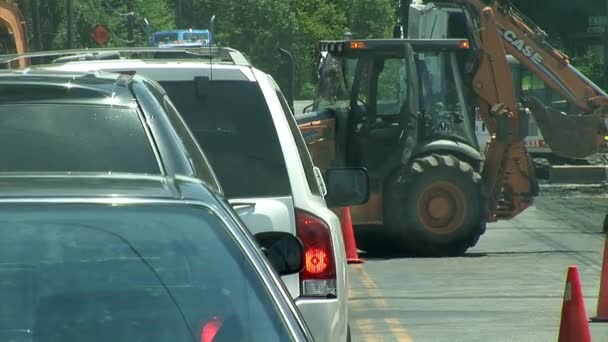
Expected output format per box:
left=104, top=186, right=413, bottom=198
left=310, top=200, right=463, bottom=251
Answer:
left=231, top=202, right=256, bottom=211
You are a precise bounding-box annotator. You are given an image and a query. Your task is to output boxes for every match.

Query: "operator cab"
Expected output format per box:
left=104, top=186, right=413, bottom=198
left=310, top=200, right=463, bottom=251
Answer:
left=413, top=41, right=478, bottom=147
left=301, top=38, right=479, bottom=181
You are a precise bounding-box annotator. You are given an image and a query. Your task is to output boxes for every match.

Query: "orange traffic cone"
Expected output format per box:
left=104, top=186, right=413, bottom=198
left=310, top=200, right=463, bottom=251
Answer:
left=339, top=207, right=364, bottom=264
left=591, top=234, right=608, bottom=322
left=558, top=265, right=591, bottom=342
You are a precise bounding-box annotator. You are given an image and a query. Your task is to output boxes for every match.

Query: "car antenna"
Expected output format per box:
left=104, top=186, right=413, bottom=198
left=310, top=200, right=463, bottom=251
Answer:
left=209, top=15, right=216, bottom=81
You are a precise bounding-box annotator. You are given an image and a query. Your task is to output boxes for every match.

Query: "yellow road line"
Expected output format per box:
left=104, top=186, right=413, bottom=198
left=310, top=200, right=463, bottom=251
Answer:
left=385, top=318, right=414, bottom=342
left=356, top=319, right=385, bottom=342
left=351, top=264, right=415, bottom=341
left=349, top=285, right=363, bottom=311
left=353, top=264, right=387, bottom=307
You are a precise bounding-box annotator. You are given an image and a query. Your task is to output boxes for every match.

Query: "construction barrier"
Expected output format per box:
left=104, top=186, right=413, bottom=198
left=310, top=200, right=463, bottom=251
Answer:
left=591, top=234, right=608, bottom=322
left=338, top=207, right=364, bottom=264
left=557, top=265, right=591, bottom=342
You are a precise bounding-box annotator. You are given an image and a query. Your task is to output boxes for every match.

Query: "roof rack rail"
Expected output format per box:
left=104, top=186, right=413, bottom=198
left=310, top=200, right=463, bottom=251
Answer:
left=0, top=45, right=252, bottom=69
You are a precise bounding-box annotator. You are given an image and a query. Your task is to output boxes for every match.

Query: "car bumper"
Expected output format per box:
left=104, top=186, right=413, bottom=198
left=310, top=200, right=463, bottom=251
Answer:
left=296, top=297, right=347, bottom=342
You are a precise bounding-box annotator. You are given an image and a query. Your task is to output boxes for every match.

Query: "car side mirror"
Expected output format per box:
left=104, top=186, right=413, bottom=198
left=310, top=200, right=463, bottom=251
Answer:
left=254, top=231, right=304, bottom=276
left=324, top=167, right=370, bottom=208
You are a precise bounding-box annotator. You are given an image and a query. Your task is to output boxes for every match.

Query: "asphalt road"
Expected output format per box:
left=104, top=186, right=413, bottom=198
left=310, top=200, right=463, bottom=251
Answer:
left=294, top=99, right=608, bottom=340
left=348, top=188, right=608, bottom=341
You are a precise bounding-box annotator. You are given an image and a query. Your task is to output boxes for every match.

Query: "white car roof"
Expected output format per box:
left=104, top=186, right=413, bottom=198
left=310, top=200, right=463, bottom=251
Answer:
left=41, top=59, right=257, bottom=82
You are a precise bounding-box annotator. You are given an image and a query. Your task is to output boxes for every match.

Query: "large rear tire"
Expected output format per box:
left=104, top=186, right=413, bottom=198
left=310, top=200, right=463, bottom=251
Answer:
left=384, top=153, right=487, bottom=257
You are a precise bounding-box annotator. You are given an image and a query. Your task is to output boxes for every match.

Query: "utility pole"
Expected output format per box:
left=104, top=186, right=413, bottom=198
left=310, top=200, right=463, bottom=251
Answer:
left=398, top=0, right=413, bottom=37
left=605, top=0, right=608, bottom=85
left=66, top=0, right=74, bottom=48
left=127, top=0, right=134, bottom=46
left=31, top=0, right=42, bottom=50
left=288, top=0, right=295, bottom=105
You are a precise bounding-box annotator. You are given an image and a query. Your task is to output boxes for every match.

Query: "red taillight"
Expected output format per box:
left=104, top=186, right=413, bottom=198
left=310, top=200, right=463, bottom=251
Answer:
left=305, top=248, right=329, bottom=274
left=296, top=209, right=337, bottom=297
left=201, top=316, right=222, bottom=342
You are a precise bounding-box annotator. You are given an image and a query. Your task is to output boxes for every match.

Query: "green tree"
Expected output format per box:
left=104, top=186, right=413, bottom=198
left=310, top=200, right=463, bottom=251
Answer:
left=73, top=0, right=175, bottom=48
left=176, top=0, right=348, bottom=99
left=344, top=0, right=396, bottom=39
left=16, top=0, right=174, bottom=50
left=573, top=50, right=607, bottom=89
left=292, top=0, right=347, bottom=98
left=14, top=0, right=399, bottom=98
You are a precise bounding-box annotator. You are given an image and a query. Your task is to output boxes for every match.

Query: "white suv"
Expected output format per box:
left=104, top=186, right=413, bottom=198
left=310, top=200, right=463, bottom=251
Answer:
left=40, top=48, right=369, bottom=342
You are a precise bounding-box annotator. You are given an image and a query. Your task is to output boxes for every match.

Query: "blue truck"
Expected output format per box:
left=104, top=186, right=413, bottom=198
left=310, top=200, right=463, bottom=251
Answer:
left=150, top=29, right=212, bottom=48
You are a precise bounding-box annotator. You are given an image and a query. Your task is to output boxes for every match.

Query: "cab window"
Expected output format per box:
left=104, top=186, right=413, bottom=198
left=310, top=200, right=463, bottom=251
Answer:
left=376, top=58, right=409, bottom=116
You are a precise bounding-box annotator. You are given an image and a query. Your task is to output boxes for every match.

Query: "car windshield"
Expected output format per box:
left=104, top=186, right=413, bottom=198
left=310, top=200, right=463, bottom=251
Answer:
left=0, top=203, right=293, bottom=342
left=159, top=80, right=291, bottom=199
left=0, top=103, right=159, bottom=173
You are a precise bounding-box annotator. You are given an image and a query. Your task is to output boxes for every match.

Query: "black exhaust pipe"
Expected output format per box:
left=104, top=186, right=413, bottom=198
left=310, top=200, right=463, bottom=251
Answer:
left=398, top=0, right=413, bottom=37
left=279, top=48, right=295, bottom=114
left=393, top=25, right=404, bottom=39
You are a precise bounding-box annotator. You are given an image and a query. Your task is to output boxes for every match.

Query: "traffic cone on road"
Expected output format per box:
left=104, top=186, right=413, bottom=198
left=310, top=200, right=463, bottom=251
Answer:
left=339, top=207, right=364, bottom=264
left=557, top=265, right=591, bottom=342
left=591, top=234, right=608, bottom=322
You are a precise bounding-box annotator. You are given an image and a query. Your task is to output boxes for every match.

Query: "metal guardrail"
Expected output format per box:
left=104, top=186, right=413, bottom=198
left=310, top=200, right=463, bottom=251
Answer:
left=0, top=45, right=252, bottom=68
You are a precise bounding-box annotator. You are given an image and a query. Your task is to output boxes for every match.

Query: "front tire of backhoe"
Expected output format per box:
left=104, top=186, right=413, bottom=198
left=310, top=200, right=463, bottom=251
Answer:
left=384, top=154, right=487, bottom=257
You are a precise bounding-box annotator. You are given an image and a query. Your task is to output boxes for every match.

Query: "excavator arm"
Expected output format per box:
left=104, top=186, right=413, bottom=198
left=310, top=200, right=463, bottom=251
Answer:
left=450, top=0, right=608, bottom=221
left=0, top=0, right=27, bottom=68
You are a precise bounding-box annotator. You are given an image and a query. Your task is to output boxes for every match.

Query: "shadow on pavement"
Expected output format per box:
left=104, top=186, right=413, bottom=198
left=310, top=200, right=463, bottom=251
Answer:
left=353, top=225, right=594, bottom=260
left=353, top=225, right=415, bottom=260
left=465, top=250, right=597, bottom=257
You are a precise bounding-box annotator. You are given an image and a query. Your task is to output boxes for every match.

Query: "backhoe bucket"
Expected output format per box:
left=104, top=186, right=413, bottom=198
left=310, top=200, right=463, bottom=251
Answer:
left=525, top=97, right=606, bottom=159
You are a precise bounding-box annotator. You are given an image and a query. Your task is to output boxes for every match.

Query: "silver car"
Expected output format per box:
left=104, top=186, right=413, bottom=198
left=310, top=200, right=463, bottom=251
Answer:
left=0, top=173, right=314, bottom=342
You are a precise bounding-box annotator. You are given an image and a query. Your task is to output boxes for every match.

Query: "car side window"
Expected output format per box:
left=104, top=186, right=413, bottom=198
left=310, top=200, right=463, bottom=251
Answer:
left=142, top=80, right=222, bottom=194
left=162, top=95, right=222, bottom=193
left=272, top=80, right=322, bottom=196
left=131, top=81, right=193, bottom=175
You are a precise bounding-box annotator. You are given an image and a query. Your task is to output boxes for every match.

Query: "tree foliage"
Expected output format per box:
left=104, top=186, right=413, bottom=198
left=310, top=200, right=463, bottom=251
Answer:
left=12, top=0, right=605, bottom=97
left=169, top=0, right=391, bottom=98
left=14, top=0, right=395, bottom=99
left=15, top=0, right=175, bottom=50
left=344, top=0, right=395, bottom=39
